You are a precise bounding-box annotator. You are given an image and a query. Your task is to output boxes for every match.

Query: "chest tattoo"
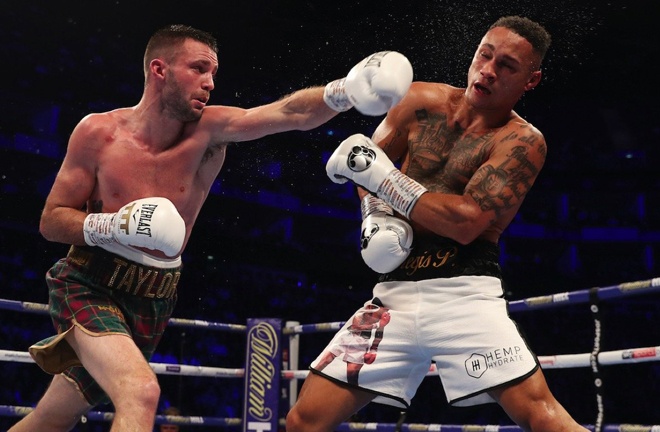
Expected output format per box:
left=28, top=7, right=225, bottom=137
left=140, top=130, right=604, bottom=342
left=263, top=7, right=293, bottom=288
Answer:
left=407, top=110, right=494, bottom=194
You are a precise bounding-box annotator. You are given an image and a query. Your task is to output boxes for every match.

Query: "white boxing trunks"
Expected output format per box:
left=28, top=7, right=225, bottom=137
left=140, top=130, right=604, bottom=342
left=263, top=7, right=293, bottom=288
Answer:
left=309, top=275, right=539, bottom=408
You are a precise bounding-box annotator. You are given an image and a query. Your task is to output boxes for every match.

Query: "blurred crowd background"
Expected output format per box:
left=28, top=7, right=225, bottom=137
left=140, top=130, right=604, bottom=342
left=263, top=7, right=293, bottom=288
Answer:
left=1, top=0, right=659, bottom=430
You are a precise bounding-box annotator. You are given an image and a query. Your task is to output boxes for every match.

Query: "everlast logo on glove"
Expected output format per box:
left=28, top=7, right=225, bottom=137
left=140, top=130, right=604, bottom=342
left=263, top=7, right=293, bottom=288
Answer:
left=135, top=203, right=158, bottom=237
left=118, top=202, right=158, bottom=237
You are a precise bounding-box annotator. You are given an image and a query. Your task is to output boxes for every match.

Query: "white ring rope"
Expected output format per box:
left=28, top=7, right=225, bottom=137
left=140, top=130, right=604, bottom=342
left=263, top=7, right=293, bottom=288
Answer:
left=0, top=298, right=246, bottom=332
left=0, top=405, right=240, bottom=427
left=0, top=349, right=244, bottom=378
left=3, top=343, right=659, bottom=380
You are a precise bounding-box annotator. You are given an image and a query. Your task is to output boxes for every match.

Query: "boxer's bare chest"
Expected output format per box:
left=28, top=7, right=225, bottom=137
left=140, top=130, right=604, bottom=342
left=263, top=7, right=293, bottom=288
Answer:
left=92, top=133, right=218, bottom=216
left=404, top=109, right=496, bottom=194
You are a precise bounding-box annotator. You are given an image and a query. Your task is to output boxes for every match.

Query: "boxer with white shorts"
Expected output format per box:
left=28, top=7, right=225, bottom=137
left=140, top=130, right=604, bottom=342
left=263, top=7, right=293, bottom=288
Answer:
left=287, top=16, right=588, bottom=432
left=311, top=237, right=538, bottom=408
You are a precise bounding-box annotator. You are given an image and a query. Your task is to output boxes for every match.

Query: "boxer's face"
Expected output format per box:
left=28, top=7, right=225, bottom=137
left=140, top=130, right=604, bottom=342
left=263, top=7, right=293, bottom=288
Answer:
left=465, top=26, right=542, bottom=110
left=161, top=39, right=218, bottom=122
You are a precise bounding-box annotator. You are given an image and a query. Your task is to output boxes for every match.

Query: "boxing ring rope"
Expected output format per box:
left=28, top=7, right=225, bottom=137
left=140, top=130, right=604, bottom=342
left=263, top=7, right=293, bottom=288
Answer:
left=0, top=277, right=659, bottom=430
left=0, top=405, right=241, bottom=427
left=0, top=298, right=247, bottom=332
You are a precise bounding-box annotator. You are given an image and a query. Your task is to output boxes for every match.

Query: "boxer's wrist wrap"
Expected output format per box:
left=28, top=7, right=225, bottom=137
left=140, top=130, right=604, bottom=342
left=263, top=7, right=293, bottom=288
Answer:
left=83, top=213, right=115, bottom=246
left=360, top=194, right=393, bottom=220
left=377, top=170, right=427, bottom=219
left=323, top=79, right=353, bottom=112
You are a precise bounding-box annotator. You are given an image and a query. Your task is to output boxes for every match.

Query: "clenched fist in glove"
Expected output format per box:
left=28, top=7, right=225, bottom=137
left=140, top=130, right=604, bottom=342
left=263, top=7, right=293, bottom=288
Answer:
left=83, top=197, right=185, bottom=257
left=360, top=195, right=413, bottom=273
left=324, top=51, right=413, bottom=116
left=326, top=134, right=428, bottom=218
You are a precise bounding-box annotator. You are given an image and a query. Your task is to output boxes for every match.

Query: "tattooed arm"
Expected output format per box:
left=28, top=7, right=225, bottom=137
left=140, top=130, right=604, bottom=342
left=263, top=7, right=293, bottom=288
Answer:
left=352, top=82, right=546, bottom=245
left=408, top=122, right=547, bottom=244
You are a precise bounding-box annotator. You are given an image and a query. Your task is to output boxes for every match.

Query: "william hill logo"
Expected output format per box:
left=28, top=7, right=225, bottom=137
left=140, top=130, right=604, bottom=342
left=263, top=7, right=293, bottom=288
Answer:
left=246, top=322, right=279, bottom=427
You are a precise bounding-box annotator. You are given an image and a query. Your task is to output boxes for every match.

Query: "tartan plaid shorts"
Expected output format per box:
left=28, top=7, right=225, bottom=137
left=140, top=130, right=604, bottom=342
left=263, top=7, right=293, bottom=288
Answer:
left=29, top=246, right=179, bottom=406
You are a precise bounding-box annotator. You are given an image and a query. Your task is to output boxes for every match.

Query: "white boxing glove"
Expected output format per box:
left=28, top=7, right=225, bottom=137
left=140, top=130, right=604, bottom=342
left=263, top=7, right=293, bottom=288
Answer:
left=360, top=195, right=413, bottom=273
left=83, top=197, right=185, bottom=257
left=324, top=51, right=413, bottom=116
left=326, top=133, right=427, bottom=218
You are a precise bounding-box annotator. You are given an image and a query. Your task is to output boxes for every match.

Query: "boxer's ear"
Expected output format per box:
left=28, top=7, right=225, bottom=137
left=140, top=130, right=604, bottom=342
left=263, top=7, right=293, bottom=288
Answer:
left=525, top=70, right=542, bottom=91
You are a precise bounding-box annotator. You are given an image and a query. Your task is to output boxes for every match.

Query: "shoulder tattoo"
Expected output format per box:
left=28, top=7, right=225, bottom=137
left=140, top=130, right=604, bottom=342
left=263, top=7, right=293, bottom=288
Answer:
left=202, top=142, right=225, bottom=164
left=468, top=131, right=545, bottom=216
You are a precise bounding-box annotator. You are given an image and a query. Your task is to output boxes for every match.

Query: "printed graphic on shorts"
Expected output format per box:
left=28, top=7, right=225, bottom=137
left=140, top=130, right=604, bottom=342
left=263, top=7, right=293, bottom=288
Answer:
left=464, top=353, right=487, bottom=378
left=464, top=345, right=525, bottom=379
left=315, top=298, right=391, bottom=385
